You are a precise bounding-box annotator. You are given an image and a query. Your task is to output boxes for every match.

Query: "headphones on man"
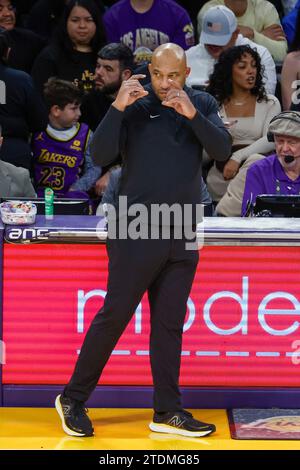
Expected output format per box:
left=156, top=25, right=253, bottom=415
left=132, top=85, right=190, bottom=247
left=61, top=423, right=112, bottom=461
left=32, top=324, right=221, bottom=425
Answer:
left=267, top=111, right=300, bottom=142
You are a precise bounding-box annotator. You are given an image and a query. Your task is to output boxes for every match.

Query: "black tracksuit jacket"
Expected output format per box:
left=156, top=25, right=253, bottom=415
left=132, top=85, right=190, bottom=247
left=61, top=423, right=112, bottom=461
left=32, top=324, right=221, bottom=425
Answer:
left=92, top=84, right=231, bottom=221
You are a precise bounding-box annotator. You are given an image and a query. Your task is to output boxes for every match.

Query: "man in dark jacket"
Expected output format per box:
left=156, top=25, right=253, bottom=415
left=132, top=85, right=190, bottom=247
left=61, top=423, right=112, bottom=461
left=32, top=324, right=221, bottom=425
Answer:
left=0, top=29, right=47, bottom=169
left=0, top=0, right=46, bottom=72
left=55, top=43, right=231, bottom=439
left=0, top=124, right=36, bottom=197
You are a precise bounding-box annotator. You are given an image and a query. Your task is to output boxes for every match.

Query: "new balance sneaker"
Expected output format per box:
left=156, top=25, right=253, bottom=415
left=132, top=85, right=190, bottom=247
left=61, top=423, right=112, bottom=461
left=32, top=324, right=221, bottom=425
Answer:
left=149, top=410, right=216, bottom=437
left=55, top=394, right=94, bottom=437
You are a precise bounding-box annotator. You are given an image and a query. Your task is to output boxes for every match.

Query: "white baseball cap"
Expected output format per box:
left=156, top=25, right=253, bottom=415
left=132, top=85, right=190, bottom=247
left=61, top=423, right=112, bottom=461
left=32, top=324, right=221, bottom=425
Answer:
left=200, top=6, right=238, bottom=46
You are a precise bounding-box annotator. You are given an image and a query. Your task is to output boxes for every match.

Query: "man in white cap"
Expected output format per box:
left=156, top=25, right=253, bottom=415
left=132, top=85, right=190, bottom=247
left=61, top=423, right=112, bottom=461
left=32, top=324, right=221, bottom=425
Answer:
left=186, top=5, right=277, bottom=94
left=197, top=0, right=287, bottom=62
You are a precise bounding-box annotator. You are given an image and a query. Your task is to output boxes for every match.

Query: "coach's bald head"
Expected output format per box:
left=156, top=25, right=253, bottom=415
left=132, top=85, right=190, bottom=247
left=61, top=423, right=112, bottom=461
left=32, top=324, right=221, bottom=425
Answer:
left=149, top=43, right=190, bottom=101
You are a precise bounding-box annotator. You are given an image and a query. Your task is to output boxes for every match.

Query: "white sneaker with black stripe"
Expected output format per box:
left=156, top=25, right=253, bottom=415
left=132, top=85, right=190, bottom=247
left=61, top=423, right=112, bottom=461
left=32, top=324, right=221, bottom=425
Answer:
left=149, top=410, right=216, bottom=437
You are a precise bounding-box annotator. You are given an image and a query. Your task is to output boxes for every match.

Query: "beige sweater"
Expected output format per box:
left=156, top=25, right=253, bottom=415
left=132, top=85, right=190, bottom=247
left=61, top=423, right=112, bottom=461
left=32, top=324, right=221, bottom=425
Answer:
left=219, top=94, right=281, bottom=164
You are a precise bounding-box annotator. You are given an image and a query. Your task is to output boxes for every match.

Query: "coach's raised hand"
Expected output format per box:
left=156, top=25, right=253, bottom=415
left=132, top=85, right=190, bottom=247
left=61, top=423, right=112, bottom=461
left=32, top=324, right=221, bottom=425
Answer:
left=162, top=79, right=196, bottom=120
left=112, top=75, right=148, bottom=112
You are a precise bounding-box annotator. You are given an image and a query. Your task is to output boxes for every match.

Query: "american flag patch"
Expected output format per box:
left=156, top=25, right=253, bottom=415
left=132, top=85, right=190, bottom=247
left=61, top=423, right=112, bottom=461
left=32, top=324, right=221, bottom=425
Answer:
left=207, top=22, right=222, bottom=32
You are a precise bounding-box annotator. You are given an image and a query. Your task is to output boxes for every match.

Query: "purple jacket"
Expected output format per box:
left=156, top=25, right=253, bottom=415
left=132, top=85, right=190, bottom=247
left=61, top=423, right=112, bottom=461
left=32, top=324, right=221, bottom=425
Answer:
left=242, top=154, right=300, bottom=216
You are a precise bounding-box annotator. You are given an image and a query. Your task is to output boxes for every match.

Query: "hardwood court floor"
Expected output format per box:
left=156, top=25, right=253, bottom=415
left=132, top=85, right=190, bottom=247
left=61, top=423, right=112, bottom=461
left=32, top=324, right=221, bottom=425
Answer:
left=0, top=408, right=299, bottom=450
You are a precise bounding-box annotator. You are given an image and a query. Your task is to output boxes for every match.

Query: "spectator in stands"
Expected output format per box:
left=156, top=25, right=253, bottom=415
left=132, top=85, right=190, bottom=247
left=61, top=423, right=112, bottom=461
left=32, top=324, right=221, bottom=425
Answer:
left=0, top=0, right=46, bottom=72
left=103, top=0, right=195, bottom=65
left=186, top=5, right=277, bottom=95
left=27, top=0, right=106, bottom=41
left=282, top=0, right=300, bottom=45
left=31, top=78, right=101, bottom=199
left=197, top=0, right=287, bottom=62
left=81, top=42, right=134, bottom=196
left=206, top=44, right=280, bottom=216
left=242, top=110, right=300, bottom=215
left=0, top=30, right=47, bottom=169
left=0, top=124, right=36, bottom=197
left=81, top=43, right=134, bottom=131
left=31, top=0, right=105, bottom=95
left=0, top=0, right=17, bottom=29
left=281, top=8, right=300, bottom=109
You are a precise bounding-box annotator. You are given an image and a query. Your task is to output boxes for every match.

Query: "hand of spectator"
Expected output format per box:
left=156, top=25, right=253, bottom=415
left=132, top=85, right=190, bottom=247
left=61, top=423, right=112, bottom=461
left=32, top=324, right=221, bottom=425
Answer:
left=223, top=159, right=240, bottom=180
left=238, top=25, right=254, bottom=40
left=95, top=172, right=111, bottom=196
left=262, top=24, right=286, bottom=41
left=112, top=75, right=149, bottom=112
left=162, top=79, right=196, bottom=120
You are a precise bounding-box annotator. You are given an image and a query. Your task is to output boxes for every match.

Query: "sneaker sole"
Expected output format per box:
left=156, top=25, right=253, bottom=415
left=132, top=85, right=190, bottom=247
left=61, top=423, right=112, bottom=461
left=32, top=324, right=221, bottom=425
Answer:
left=149, top=422, right=215, bottom=437
left=55, top=394, right=93, bottom=437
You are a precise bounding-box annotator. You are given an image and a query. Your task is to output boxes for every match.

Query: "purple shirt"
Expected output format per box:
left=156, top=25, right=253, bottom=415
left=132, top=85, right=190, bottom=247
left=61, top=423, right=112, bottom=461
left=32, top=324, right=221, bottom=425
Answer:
left=103, top=0, right=195, bottom=55
left=32, top=123, right=90, bottom=196
left=242, top=154, right=300, bottom=216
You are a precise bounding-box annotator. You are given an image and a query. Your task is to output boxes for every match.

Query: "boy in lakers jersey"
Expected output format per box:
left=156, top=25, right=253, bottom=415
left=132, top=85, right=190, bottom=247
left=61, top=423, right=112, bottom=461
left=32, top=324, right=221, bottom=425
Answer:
left=32, top=78, right=101, bottom=198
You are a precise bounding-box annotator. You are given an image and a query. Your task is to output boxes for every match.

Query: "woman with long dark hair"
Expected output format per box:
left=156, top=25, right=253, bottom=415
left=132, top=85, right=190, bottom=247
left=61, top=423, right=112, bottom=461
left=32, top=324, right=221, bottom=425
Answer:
left=206, top=44, right=281, bottom=216
left=31, top=0, right=106, bottom=94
